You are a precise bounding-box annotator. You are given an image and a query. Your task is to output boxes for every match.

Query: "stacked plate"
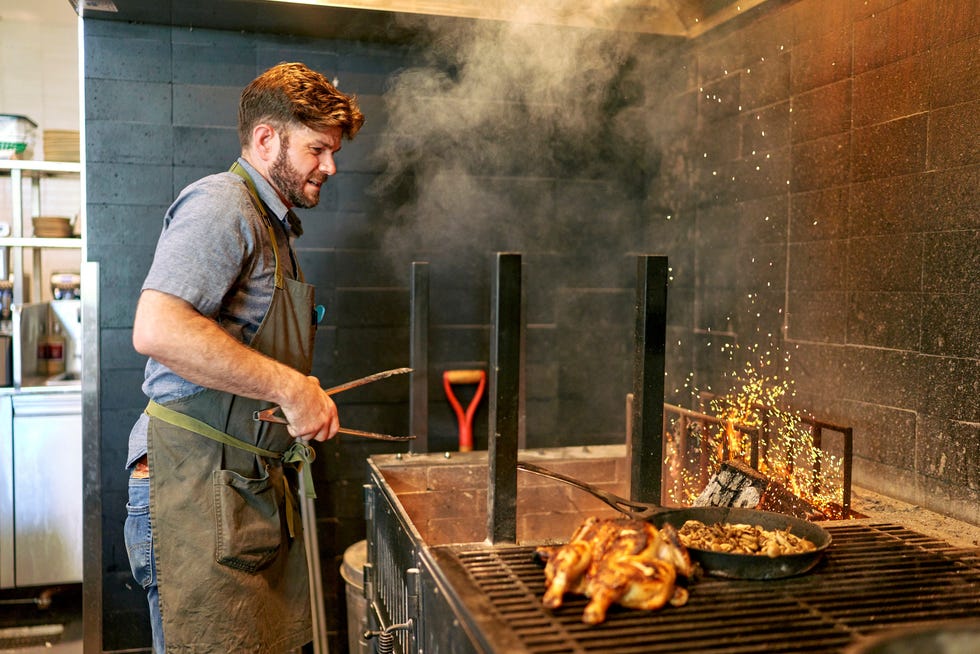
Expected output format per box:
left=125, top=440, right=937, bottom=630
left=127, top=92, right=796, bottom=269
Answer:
left=43, top=130, right=80, bottom=162
left=32, top=216, right=74, bottom=238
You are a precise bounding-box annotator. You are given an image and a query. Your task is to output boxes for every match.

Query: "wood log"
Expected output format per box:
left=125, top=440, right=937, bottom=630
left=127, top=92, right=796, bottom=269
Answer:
left=693, top=459, right=767, bottom=508
left=694, top=460, right=825, bottom=520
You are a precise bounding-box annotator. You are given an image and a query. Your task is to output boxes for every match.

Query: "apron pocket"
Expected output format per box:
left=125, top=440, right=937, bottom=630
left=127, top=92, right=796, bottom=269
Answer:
left=213, top=468, right=282, bottom=573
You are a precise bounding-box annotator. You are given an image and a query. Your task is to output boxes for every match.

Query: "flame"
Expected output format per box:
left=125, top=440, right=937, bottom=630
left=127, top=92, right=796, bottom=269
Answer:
left=665, top=358, right=846, bottom=517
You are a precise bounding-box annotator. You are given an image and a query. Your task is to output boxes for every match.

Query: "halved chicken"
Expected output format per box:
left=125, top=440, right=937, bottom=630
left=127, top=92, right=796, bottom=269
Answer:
left=536, top=517, right=694, bottom=624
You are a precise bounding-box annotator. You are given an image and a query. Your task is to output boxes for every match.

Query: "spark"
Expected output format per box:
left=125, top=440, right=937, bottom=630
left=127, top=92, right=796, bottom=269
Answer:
left=665, top=348, right=847, bottom=515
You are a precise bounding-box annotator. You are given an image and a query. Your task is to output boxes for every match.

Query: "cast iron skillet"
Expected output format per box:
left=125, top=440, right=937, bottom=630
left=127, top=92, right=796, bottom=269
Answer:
left=518, top=461, right=832, bottom=580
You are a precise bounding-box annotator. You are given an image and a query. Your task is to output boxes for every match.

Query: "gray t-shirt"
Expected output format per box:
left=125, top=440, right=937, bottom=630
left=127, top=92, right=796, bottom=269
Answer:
left=126, top=158, right=298, bottom=468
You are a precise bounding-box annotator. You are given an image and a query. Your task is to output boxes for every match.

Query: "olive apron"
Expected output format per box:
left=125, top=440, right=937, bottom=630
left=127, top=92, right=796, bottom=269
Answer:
left=145, top=162, right=316, bottom=652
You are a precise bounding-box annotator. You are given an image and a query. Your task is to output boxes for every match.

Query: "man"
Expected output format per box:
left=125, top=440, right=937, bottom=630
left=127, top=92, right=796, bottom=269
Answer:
left=124, top=62, right=364, bottom=652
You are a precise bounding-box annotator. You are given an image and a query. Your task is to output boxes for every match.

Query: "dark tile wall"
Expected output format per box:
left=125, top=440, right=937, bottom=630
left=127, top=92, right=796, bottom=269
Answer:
left=647, top=0, right=978, bottom=528
left=84, top=21, right=425, bottom=652
left=84, top=0, right=978, bottom=651
left=84, top=16, right=654, bottom=654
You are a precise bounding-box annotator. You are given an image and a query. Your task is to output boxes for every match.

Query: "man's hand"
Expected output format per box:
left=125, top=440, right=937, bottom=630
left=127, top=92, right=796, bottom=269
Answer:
left=275, top=374, right=340, bottom=442
left=133, top=289, right=340, bottom=441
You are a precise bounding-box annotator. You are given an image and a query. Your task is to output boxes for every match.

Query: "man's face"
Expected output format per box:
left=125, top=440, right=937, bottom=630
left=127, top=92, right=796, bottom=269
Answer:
left=269, top=124, right=343, bottom=209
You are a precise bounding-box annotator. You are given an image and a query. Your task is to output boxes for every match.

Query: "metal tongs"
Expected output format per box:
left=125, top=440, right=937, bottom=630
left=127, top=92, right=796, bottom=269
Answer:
left=253, top=367, right=415, bottom=441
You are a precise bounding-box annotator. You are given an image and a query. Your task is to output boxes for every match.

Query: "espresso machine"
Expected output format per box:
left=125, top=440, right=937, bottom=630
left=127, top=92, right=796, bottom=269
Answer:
left=49, top=273, right=82, bottom=379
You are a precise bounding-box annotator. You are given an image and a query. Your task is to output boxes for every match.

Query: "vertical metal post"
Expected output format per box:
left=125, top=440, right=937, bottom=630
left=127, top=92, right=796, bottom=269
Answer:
left=487, top=252, right=522, bottom=544
left=409, top=262, right=429, bottom=453
left=300, top=475, right=329, bottom=653
left=518, top=260, right=527, bottom=450
left=630, top=255, right=668, bottom=504
left=362, top=484, right=377, bottom=638
left=842, top=427, right=853, bottom=517
left=10, top=169, right=24, bottom=305
left=81, top=260, right=103, bottom=654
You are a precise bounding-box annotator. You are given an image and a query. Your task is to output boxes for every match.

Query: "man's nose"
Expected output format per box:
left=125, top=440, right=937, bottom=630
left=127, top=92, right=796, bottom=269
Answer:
left=319, top=153, right=336, bottom=175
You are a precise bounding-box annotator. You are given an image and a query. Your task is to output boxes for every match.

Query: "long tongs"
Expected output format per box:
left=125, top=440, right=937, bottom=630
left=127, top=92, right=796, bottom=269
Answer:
left=253, top=367, right=415, bottom=441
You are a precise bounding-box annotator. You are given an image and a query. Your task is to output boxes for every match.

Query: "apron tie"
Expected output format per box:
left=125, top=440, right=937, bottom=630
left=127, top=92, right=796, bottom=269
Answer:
left=281, top=441, right=316, bottom=537
left=145, top=400, right=316, bottom=538
left=281, top=440, right=317, bottom=498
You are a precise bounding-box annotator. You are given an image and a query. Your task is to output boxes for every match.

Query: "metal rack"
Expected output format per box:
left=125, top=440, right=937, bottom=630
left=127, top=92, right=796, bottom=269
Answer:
left=0, top=159, right=83, bottom=305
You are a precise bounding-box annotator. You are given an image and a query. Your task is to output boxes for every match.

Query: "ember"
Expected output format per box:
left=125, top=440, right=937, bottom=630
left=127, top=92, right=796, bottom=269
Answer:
left=666, top=358, right=850, bottom=518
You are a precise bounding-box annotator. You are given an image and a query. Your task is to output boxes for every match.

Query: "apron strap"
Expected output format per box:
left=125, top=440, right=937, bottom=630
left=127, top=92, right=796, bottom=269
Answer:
left=145, top=400, right=317, bottom=536
left=229, top=161, right=286, bottom=289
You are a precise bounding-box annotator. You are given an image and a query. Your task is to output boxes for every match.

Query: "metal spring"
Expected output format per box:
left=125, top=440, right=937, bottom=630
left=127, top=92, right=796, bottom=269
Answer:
left=365, top=619, right=412, bottom=654
left=375, top=630, right=394, bottom=654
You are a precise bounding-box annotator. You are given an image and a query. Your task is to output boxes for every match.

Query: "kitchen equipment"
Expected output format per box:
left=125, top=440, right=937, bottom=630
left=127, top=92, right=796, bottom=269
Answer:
left=50, top=272, right=81, bottom=300
left=0, top=115, right=36, bottom=160
left=254, top=367, right=416, bottom=441
left=517, top=460, right=832, bottom=579
left=49, top=300, right=81, bottom=377
left=0, top=391, right=83, bottom=587
left=0, top=334, right=11, bottom=387
left=366, top=452, right=980, bottom=654
left=0, top=279, right=12, bottom=325
left=442, top=369, right=486, bottom=452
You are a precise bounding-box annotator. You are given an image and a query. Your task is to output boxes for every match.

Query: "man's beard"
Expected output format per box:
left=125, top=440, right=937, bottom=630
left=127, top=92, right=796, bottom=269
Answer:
left=269, top=133, right=321, bottom=209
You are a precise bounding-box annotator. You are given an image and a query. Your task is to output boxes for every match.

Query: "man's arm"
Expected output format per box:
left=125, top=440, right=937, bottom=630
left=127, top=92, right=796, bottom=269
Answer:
left=132, top=289, right=339, bottom=442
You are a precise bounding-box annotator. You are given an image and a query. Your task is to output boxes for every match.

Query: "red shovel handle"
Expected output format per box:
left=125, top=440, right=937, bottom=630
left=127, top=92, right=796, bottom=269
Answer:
left=443, top=370, right=486, bottom=452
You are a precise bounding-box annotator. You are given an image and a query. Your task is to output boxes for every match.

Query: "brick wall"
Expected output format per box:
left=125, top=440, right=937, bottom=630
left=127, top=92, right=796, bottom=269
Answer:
left=376, top=448, right=629, bottom=545
left=648, top=0, right=978, bottom=528
left=85, top=0, right=978, bottom=650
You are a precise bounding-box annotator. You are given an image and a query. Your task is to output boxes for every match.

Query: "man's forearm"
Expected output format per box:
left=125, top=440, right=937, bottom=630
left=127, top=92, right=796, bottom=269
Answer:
left=132, top=289, right=305, bottom=406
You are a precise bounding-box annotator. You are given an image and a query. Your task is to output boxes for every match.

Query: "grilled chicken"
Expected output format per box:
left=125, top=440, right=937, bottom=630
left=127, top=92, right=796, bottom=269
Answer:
left=540, top=516, right=623, bottom=607
left=537, top=517, right=694, bottom=624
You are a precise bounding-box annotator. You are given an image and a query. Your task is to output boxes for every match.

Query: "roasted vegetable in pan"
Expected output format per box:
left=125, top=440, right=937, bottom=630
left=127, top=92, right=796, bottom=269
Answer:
left=678, top=520, right=818, bottom=557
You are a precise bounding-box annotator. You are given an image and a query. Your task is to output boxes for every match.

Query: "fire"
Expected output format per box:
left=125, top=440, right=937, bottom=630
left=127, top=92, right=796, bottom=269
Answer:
left=666, top=359, right=847, bottom=518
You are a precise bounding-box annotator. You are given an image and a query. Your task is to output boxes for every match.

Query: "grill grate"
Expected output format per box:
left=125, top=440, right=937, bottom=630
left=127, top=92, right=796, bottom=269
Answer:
left=437, top=522, right=980, bottom=653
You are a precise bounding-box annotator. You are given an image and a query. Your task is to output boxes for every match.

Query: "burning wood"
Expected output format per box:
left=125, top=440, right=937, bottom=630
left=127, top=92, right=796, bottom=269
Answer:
left=695, top=460, right=828, bottom=520
left=664, top=359, right=852, bottom=519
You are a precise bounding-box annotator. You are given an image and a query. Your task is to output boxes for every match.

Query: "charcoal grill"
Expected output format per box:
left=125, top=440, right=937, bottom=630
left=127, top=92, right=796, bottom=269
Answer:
left=433, top=524, right=980, bottom=653
left=360, top=254, right=980, bottom=653
left=365, top=462, right=980, bottom=654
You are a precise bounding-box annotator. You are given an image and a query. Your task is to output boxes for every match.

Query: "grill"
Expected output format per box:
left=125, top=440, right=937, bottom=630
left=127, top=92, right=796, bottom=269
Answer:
left=362, top=254, right=980, bottom=653
left=373, top=476, right=980, bottom=654
left=425, top=522, right=980, bottom=653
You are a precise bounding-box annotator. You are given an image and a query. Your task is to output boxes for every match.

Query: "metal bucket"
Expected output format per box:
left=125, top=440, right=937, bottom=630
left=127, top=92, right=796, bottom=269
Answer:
left=340, top=540, right=370, bottom=654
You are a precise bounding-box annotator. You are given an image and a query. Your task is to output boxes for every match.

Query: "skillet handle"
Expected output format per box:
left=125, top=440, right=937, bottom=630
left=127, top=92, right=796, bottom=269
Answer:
left=516, top=461, right=657, bottom=520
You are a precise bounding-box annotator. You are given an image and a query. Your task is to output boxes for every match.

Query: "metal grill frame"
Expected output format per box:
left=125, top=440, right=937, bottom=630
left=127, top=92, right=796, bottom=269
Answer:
left=427, top=522, right=980, bottom=653
left=366, top=466, right=494, bottom=654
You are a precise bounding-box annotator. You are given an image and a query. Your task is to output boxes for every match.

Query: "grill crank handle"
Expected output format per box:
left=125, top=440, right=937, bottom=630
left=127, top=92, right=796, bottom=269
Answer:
left=363, top=620, right=413, bottom=654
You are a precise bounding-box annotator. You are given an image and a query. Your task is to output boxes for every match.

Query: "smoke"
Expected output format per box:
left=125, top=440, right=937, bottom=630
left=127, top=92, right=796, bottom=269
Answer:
left=372, top=3, right=670, bottom=262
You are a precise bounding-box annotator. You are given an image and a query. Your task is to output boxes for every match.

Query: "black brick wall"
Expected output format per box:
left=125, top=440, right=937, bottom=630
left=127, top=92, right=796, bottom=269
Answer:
left=650, top=0, right=978, bottom=531
left=84, top=0, right=978, bottom=651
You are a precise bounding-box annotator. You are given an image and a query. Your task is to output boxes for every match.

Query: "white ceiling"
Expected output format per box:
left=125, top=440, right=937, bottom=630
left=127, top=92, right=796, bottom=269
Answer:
left=0, top=0, right=78, bottom=26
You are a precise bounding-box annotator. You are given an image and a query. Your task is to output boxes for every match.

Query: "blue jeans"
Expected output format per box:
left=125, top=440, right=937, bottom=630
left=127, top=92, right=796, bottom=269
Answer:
left=125, top=475, right=165, bottom=654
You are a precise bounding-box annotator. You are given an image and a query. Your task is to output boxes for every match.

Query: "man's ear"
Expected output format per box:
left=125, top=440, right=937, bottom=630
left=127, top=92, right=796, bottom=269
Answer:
left=252, top=124, right=279, bottom=161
